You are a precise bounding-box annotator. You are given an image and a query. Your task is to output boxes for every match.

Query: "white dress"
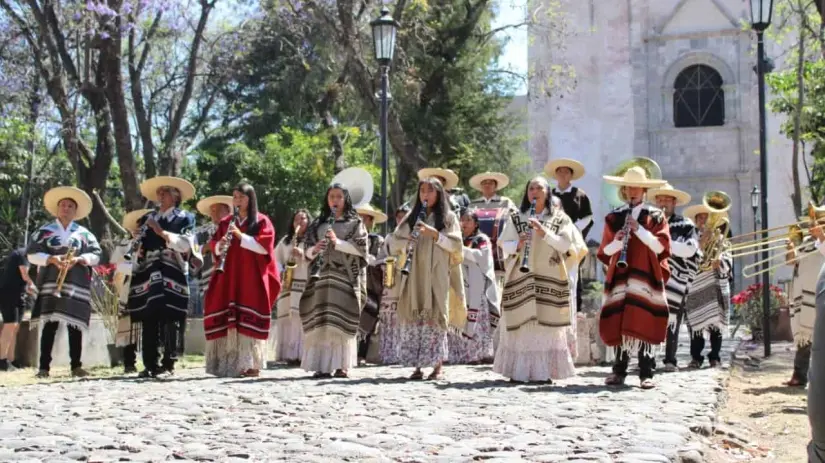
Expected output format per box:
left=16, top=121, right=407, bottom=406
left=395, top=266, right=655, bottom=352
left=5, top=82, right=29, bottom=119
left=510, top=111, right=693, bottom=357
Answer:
left=268, top=238, right=308, bottom=362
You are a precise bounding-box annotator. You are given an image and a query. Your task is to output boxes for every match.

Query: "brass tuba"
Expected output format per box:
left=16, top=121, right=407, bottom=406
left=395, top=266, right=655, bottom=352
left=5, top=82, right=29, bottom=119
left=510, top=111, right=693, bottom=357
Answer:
left=697, top=190, right=732, bottom=271
left=601, top=157, right=663, bottom=209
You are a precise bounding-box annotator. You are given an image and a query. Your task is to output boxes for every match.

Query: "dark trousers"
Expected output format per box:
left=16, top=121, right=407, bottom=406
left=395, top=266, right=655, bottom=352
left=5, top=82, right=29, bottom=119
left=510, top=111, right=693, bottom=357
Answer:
left=39, top=321, right=82, bottom=371
left=664, top=312, right=684, bottom=366
left=612, top=346, right=654, bottom=380
left=142, top=320, right=179, bottom=372
left=689, top=327, right=722, bottom=364
left=358, top=334, right=371, bottom=360
left=795, top=343, right=812, bottom=381
left=124, top=344, right=137, bottom=369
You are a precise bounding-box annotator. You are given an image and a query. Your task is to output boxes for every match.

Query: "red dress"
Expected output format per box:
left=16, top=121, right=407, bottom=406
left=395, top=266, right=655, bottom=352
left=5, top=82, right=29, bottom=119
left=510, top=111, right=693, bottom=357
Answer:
left=204, top=213, right=281, bottom=341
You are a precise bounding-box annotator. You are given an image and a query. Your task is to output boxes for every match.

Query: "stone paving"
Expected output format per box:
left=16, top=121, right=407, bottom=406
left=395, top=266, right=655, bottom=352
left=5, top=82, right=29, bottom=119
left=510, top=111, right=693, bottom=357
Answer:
left=0, top=328, right=736, bottom=462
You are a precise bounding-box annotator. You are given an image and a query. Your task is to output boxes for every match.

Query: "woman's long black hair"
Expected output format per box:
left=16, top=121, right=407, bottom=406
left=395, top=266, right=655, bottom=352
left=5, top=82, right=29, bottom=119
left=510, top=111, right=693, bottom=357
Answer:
left=283, top=209, right=313, bottom=243
left=234, top=182, right=261, bottom=235
left=317, top=183, right=358, bottom=222
left=519, top=176, right=554, bottom=214
left=406, top=177, right=450, bottom=232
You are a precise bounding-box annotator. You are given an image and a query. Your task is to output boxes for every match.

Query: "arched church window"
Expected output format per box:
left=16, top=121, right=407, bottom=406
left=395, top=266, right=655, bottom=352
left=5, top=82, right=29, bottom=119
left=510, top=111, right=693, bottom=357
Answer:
left=673, top=64, right=725, bottom=127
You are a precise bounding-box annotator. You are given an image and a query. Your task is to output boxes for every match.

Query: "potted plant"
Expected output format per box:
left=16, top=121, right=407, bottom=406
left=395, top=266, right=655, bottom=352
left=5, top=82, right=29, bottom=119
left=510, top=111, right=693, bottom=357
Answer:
left=91, top=264, right=123, bottom=367
left=731, top=283, right=791, bottom=341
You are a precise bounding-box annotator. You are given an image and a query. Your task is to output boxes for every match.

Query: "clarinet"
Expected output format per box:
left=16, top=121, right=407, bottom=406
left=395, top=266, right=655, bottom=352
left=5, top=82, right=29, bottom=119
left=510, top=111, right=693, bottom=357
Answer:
left=310, top=207, right=336, bottom=281
left=616, top=206, right=632, bottom=269
left=125, top=208, right=158, bottom=264
left=401, top=200, right=428, bottom=275
left=519, top=199, right=537, bottom=273
left=215, top=206, right=240, bottom=274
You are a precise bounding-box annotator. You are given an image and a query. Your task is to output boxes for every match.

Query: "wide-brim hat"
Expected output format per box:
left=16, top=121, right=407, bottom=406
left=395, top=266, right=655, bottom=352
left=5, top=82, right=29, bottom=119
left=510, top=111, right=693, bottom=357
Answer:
left=544, top=158, right=586, bottom=181
left=683, top=204, right=728, bottom=223
left=418, top=168, right=459, bottom=190
left=122, top=209, right=153, bottom=233
left=649, top=183, right=691, bottom=206
left=469, top=172, right=509, bottom=192
left=196, top=195, right=233, bottom=216
left=356, top=204, right=388, bottom=224
left=140, top=176, right=196, bottom=203
left=603, top=166, right=667, bottom=188
left=44, top=186, right=93, bottom=221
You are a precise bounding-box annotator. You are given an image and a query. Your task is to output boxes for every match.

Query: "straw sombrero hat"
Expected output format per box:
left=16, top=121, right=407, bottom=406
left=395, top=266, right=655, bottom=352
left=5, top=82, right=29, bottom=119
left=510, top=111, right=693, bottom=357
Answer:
left=544, top=158, right=585, bottom=180
left=44, top=186, right=93, bottom=221
left=140, top=176, right=196, bottom=203
left=469, top=172, right=509, bottom=192
left=196, top=195, right=233, bottom=216
left=356, top=204, right=388, bottom=224
left=602, top=166, right=667, bottom=188
left=418, top=168, right=459, bottom=190
left=683, top=204, right=728, bottom=223
left=122, top=209, right=153, bottom=233
left=649, top=183, right=691, bottom=206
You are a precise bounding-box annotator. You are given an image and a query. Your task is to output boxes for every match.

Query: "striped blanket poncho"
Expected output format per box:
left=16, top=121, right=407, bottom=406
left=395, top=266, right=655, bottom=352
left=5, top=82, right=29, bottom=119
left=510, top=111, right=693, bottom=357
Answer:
left=684, top=248, right=731, bottom=332
left=664, top=214, right=699, bottom=329
left=790, top=237, right=822, bottom=346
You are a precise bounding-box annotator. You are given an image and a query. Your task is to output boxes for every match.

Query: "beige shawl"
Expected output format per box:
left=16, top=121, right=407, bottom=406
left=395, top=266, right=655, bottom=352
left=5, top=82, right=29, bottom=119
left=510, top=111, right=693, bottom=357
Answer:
left=390, top=210, right=466, bottom=331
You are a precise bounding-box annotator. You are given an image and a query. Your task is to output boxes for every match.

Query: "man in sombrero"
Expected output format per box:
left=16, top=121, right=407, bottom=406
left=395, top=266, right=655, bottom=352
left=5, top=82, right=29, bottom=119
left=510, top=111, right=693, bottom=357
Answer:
left=193, top=195, right=233, bottom=308
left=649, top=183, right=699, bottom=371
left=355, top=203, right=388, bottom=365
left=546, top=158, right=593, bottom=314
left=27, top=186, right=102, bottom=378
left=468, top=172, right=515, bottom=210
left=123, top=176, right=198, bottom=378
left=597, top=166, right=670, bottom=389
left=417, top=167, right=470, bottom=211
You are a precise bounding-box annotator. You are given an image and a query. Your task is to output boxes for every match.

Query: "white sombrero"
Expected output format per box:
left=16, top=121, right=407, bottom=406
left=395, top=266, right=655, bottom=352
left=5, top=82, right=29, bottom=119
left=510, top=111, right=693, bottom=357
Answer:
left=44, top=186, right=93, bottom=221
left=140, top=176, right=196, bottom=203
left=544, top=158, right=586, bottom=181
left=603, top=166, right=667, bottom=188
left=418, top=168, right=459, bottom=190
left=356, top=204, right=388, bottom=224
left=469, top=172, right=509, bottom=192
left=196, top=195, right=233, bottom=216
left=649, top=183, right=692, bottom=206
left=122, top=209, right=153, bottom=233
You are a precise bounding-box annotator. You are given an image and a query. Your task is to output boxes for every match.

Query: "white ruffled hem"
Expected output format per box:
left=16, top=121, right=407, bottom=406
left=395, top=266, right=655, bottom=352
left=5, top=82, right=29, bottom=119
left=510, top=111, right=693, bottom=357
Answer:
left=205, top=329, right=266, bottom=377
left=300, top=329, right=357, bottom=373
left=273, top=312, right=303, bottom=361
left=493, top=322, right=575, bottom=382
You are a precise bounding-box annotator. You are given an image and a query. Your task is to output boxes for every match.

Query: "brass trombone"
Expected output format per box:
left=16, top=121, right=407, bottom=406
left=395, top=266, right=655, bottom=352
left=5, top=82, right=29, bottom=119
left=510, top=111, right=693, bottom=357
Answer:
left=739, top=201, right=825, bottom=277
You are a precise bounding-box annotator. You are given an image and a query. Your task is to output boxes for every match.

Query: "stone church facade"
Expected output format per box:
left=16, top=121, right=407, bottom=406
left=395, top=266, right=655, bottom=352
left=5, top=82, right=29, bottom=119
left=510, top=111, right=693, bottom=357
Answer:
left=528, top=0, right=799, bottom=289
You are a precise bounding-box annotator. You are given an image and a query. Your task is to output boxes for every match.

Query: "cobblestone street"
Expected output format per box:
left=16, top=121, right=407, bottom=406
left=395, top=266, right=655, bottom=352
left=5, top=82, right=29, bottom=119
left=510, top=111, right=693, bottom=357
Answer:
left=0, top=330, right=735, bottom=462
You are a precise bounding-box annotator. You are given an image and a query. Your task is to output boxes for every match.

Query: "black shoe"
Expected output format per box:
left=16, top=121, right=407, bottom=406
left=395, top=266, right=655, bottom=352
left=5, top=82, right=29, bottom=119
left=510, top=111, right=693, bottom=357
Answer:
left=124, top=366, right=138, bottom=374
left=0, top=359, right=8, bottom=371
left=10, top=361, right=23, bottom=369
left=138, top=369, right=155, bottom=378
left=35, top=370, right=49, bottom=378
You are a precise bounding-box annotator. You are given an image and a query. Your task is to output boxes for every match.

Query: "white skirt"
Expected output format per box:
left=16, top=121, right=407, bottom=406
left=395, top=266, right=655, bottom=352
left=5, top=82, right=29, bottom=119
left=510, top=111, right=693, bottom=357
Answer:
left=494, top=322, right=576, bottom=382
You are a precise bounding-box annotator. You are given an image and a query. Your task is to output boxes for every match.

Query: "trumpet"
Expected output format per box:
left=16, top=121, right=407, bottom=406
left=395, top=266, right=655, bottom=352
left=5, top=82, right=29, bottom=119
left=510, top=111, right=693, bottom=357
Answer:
left=401, top=201, right=428, bottom=276
left=519, top=199, right=537, bottom=273
left=215, top=206, right=240, bottom=274
left=310, top=207, right=336, bottom=281
left=283, top=224, right=303, bottom=290
left=738, top=201, right=825, bottom=277
left=54, top=246, right=77, bottom=298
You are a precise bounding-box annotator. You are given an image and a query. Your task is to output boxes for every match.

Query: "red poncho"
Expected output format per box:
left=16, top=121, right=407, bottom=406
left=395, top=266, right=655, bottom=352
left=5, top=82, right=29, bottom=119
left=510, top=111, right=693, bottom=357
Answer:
left=204, top=213, right=281, bottom=341
left=597, top=206, right=671, bottom=346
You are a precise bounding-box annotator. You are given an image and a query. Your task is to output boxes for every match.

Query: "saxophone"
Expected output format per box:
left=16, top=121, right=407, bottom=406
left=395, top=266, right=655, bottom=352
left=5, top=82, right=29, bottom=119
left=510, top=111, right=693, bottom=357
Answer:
left=54, top=245, right=77, bottom=298
left=384, top=254, right=396, bottom=288
left=310, top=207, right=337, bottom=281
left=519, top=199, right=537, bottom=273
left=283, top=225, right=303, bottom=290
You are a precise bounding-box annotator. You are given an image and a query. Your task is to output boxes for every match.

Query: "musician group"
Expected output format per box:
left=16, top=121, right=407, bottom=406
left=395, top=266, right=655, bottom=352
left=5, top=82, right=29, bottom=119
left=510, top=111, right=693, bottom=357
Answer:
left=16, top=158, right=825, bottom=394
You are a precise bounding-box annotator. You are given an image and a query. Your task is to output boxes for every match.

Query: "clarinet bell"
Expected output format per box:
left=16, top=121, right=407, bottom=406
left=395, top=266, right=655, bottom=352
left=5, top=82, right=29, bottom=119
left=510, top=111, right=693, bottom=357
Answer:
left=616, top=260, right=628, bottom=269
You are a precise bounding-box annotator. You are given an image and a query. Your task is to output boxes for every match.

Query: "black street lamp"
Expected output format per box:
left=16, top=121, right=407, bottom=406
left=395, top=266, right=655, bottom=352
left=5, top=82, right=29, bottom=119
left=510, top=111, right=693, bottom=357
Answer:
left=370, top=7, right=400, bottom=234
left=750, top=0, right=774, bottom=357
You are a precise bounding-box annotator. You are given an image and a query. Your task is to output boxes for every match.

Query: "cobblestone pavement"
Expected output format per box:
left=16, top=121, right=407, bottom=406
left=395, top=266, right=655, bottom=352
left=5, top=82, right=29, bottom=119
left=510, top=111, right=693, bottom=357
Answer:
left=0, top=329, right=735, bottom=462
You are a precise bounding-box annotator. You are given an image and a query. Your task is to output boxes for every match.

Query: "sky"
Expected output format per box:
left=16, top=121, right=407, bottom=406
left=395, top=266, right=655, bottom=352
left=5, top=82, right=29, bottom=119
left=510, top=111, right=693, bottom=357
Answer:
left=492, top=0, right=529, bottom=95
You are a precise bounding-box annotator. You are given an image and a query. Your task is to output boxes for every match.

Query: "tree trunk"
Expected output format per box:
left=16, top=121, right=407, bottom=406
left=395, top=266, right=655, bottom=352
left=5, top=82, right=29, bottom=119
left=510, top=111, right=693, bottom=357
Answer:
left=19, top=69, right=41, bottom=248
left=791, top=12, right=805, bottom=217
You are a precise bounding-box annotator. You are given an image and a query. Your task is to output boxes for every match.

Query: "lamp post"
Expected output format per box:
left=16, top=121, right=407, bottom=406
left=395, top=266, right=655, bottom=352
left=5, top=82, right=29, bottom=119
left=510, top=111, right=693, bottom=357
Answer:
left=750, top=185, right=760, bottom=239
left=750, top=0, right=774, bottom=357
left=370, top=7, right=400, bottom=235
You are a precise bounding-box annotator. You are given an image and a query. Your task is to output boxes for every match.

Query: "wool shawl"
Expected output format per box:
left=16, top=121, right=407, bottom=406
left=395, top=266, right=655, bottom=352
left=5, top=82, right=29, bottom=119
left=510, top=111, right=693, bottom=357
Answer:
left=469, top=195, right=516, bottom=211
left=598, top=204, right=671, bottom=350
left=498, top=206, right=583, bottom=331
left=684, top=241, right=731, bottom=332
left=391, top=210, right=466, bottom=332
left=790, top=237, right=821, bottom=345
left=664, top=214, right=700, bottom=326
left=194, top=223, right=218, bottom=299
left=204, top=213, right=281, bottom=341
left=461, top=232, right=501, bottom=339
left=299, top=216, right=368, bottom=339
left=27, top=221, right=102, bottom=331
left=274, top=236, right=310, bottom=318
left=552, top=186, right=594, bottom=239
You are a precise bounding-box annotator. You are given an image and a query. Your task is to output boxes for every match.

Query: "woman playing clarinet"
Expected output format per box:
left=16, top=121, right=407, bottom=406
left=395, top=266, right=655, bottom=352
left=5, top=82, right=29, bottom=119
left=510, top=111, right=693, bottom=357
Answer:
left=495, top=177, right=586, bottom=383
left=388, top=177, right=466, bottom=380
left=203, top=183, right=281, bottom=377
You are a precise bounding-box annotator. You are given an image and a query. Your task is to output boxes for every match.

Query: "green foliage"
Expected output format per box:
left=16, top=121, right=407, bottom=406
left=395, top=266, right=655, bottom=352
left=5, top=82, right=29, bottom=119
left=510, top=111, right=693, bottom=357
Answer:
left=191, top=126, right=379, bottom=233
left=767, top=59, right=825, bottom=202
